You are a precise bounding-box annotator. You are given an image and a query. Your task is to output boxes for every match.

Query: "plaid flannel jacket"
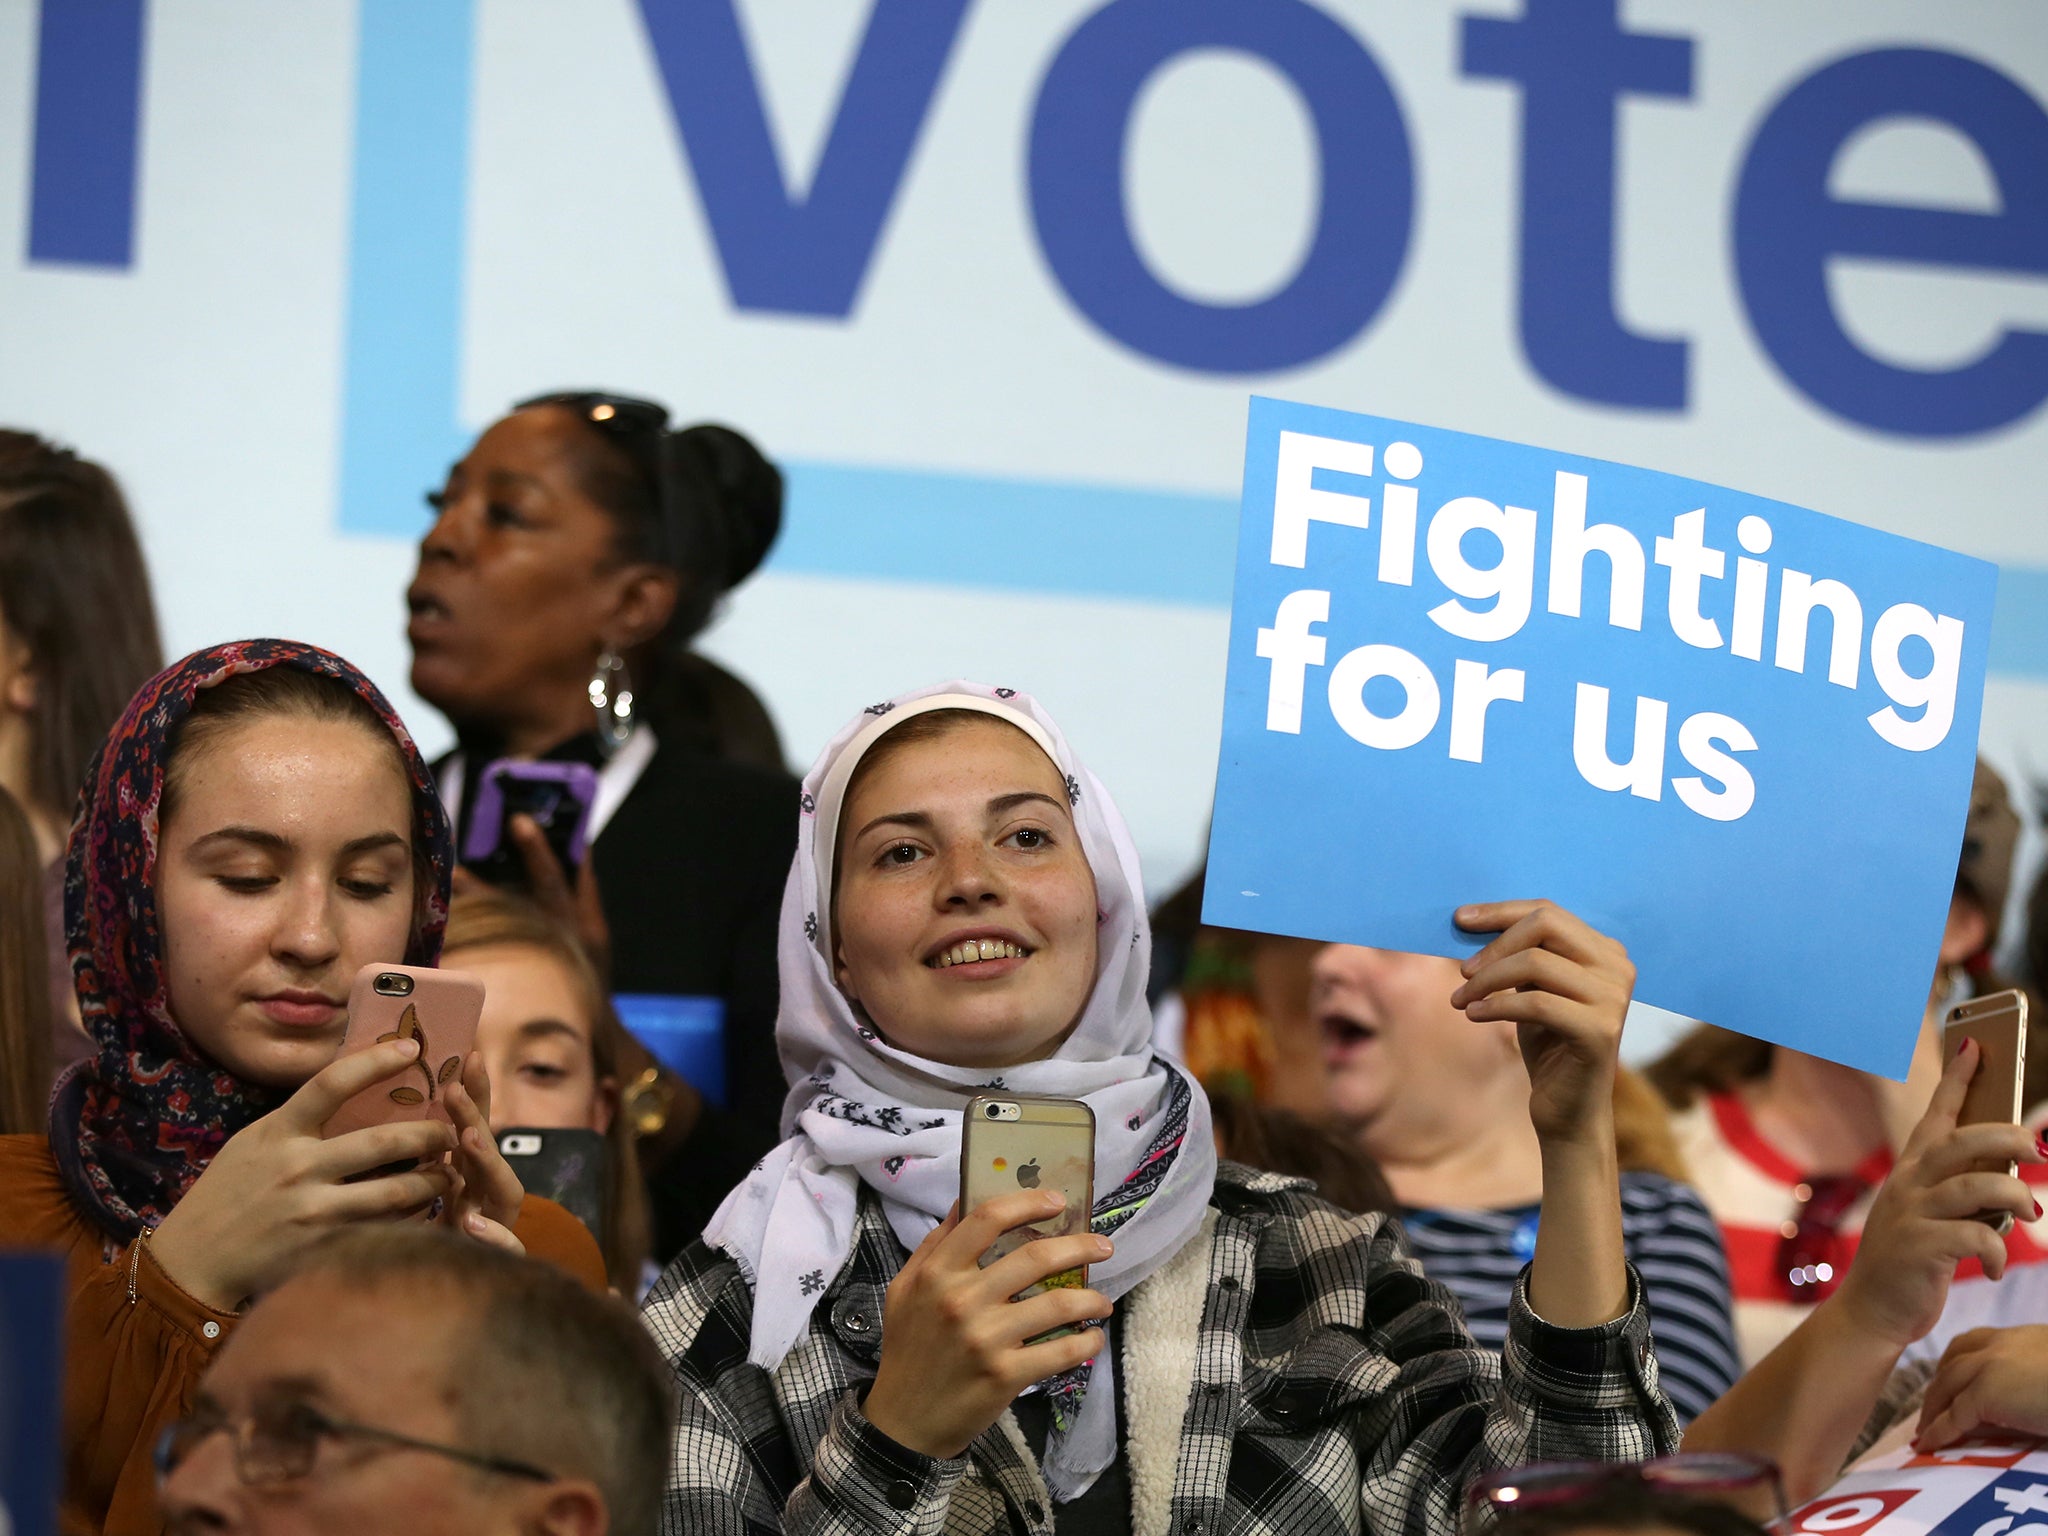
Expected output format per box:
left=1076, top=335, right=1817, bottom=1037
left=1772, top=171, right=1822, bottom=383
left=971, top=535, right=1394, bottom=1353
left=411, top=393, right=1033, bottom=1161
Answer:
left=645, top=1162, right=1680, bottom=1536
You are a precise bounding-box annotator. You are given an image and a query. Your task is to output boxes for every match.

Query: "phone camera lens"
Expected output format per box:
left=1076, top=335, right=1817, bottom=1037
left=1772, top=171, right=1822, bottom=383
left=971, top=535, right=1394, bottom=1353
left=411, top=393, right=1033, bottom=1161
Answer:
left=985, top=1103, right=1001, bottom=1119
left=373, top=973, right=415, bottom=997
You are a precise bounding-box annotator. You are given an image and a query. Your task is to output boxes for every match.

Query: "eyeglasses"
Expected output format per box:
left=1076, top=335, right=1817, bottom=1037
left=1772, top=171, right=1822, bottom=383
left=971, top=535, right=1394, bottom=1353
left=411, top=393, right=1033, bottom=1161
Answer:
left=1775, top=1172, right=1869, bottom=1302
left=1462, top=1453, right=1787, bottom=1534
left=153, top=1399, right=554, bottom=1488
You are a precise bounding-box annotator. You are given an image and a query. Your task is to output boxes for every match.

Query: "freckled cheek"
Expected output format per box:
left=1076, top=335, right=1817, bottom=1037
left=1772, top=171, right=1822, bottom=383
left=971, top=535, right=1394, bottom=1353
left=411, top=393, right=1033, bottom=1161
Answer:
left=161, top=887, right=263, bottom=1013
left=1028, top=870, right=1100, bottom=952
left=843, top=886, right=926, bottom=972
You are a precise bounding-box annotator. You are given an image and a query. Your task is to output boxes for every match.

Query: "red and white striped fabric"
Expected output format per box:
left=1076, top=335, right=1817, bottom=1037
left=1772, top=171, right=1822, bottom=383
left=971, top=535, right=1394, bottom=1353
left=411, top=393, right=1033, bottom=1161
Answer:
left=1669, top=1092, right=2048, bottom=1365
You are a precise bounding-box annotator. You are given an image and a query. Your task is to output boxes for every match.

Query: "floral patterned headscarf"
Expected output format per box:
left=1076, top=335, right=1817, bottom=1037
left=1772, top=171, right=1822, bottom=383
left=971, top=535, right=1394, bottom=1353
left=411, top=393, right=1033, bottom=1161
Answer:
left=48, top=640, right=452, bottom=1241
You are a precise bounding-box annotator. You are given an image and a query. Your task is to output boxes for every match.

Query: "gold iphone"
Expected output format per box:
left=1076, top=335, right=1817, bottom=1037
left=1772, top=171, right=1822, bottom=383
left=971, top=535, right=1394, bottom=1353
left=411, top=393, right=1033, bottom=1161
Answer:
left=960, top=1095, right=1095, bottom=1328
left=1943, top=987, right=2030, bottom=1236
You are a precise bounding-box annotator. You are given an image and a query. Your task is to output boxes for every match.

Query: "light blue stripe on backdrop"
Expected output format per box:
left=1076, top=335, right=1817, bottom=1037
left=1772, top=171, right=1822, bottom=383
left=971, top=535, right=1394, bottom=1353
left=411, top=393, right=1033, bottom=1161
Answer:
left=770, top=462, right=1239, bottom=607
left=335, top=0, right=476, bottom=539
left=1991, top=567, right=2048, bottom=682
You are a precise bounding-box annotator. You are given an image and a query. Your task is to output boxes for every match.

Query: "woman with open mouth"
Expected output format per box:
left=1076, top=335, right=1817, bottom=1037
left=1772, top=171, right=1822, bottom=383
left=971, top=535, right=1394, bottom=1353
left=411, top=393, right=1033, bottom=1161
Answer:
left=406, top=390, right=799, bottom=1260
left=643, top=680, right=1678, bottom=1536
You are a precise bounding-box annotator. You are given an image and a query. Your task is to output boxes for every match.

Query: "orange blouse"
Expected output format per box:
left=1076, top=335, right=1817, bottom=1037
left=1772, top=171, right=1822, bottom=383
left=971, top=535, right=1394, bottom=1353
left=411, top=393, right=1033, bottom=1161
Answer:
left=0, top=1134, right=607, bottom=1536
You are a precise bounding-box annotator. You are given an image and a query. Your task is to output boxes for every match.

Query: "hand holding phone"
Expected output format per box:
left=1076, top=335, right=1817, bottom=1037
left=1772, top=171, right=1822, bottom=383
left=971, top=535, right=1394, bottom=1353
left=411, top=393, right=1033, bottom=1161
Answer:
left=147, top=1038, right=460, bottom=1311
left=1833, top=1027, right=2043, bottom=1349
left=863, top=1187, right=1114, bottom=1461
left=462, top=759, right=598, bottom=895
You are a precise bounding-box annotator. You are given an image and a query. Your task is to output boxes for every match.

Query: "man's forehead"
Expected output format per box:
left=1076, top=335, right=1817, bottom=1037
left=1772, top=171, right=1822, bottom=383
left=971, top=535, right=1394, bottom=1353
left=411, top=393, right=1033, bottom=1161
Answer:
left=207, top=1272, right=461, bottom=1410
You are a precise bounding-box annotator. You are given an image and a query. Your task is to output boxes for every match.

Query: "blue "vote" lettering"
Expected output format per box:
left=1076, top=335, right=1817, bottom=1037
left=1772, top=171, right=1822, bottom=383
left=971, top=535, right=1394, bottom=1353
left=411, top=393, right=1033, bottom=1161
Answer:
left=31, top=0, right=2048, bottom=438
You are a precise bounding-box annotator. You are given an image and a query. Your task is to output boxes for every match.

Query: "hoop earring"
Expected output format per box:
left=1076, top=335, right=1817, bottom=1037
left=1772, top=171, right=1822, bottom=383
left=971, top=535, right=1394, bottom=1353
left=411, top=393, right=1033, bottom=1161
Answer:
left=588, top=649, right=636, bottom=755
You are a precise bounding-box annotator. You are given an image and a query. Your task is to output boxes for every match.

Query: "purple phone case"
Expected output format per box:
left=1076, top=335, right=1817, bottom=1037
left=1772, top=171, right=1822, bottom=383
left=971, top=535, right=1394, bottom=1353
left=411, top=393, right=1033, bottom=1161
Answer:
left=462, top=759, right=600, bottom=865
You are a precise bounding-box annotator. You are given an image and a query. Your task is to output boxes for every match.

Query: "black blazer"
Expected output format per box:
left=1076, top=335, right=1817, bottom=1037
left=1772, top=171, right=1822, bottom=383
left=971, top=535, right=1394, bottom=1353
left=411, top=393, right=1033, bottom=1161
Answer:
left=442, top=731, right=798, bottom=1258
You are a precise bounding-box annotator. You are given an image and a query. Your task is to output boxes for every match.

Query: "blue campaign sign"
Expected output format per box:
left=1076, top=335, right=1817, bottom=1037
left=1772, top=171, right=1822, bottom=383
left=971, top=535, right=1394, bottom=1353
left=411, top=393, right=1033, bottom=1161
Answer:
left=0, top=1252, right=64, bottom=1536
left=1204, top=397, right=1997, bottom=1077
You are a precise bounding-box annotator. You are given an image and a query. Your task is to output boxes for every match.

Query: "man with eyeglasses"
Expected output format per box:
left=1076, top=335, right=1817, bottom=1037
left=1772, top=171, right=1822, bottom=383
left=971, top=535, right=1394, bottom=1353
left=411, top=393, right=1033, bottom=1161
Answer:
left=155, top=1225, right=669, bottom=1535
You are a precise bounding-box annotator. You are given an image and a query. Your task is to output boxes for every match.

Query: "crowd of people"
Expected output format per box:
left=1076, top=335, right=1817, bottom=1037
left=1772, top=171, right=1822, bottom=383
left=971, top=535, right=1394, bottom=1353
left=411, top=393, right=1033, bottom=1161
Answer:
left=4, top=399, right=2048, bottom=1536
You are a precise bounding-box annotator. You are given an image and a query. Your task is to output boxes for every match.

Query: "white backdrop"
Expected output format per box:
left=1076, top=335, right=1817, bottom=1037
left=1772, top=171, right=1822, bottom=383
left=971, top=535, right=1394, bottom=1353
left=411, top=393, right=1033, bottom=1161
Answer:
left=3, top=0, right=2046, bottom=1054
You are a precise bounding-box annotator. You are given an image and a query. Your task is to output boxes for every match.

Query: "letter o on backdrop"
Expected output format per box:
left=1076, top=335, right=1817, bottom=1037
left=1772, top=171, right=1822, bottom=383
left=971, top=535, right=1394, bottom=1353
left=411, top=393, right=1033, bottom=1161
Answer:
left=1029, top=0, right=1415, bottom=373
left=1328, top=644, right=1441, bottom=750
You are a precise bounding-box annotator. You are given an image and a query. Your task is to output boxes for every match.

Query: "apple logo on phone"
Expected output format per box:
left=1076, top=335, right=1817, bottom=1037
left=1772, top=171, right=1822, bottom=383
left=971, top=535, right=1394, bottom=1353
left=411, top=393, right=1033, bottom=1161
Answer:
left=1015, top=1160, right=1041, bottom=1189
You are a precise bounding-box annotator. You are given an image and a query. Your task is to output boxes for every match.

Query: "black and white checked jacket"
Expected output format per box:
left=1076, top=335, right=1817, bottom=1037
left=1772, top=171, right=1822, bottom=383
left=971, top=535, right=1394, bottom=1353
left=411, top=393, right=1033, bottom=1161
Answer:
left=643, top=1162, right=1680, bottom=1536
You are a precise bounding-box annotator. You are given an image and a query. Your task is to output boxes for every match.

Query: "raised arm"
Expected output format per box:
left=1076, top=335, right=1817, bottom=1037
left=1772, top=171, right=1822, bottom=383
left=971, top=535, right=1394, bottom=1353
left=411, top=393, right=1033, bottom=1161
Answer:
left=1452, top=900, right=1634, bottom=1327
left=1684, top=1038, right=2042, bottom=1501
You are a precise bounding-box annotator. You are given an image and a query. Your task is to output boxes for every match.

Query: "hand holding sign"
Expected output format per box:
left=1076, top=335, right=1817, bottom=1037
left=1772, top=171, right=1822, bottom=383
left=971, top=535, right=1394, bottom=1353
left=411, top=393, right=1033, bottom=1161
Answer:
left=1451, top=900, right=1633, bottom=1148
left=1453, top=899, right=1636, bottom=1328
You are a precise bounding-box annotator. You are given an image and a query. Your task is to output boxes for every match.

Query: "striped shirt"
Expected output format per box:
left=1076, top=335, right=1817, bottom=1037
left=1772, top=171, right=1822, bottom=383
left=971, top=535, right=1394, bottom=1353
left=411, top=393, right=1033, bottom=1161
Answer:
left=1668, top=1092, right=2048, bottom=1367
left=1400, top=1172, right=1741, bottom=1425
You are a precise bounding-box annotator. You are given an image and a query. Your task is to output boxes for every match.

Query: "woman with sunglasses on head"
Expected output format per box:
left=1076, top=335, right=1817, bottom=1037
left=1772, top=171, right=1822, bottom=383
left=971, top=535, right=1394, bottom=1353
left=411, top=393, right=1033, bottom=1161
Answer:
left=0, top=641, right=604, bottom=1534
left=644, top=682, right=1677, bottom=1536
left=408, top=392, right=800, bottom=1259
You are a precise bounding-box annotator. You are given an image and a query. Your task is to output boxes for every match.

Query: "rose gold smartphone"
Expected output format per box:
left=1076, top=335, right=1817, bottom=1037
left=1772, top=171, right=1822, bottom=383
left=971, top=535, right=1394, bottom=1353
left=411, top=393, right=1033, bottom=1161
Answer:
left=960, top=1095, right=1095, bottom=1334
left=1943, top=988, right=2029, bottom=1236
left=324, top=963, right=485, bottom=1140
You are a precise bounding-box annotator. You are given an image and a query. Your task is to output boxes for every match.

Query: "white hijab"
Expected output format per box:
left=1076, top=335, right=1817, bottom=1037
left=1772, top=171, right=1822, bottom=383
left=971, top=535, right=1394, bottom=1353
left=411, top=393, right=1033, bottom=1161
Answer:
left=704, top=682, right=1216, bottom=1498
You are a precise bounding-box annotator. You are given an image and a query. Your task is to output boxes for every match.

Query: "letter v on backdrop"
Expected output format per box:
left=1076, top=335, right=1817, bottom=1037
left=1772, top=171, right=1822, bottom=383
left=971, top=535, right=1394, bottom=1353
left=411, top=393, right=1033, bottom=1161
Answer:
left=1205, top=398, right=1998, bottom=1077
left=634, top=0, right=972, bottom=316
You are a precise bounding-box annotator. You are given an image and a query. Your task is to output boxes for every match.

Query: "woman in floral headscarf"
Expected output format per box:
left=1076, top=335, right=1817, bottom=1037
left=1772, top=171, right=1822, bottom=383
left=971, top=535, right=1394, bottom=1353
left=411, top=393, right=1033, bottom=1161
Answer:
left=643, top=683, right=1678, bottom=1536
left=0, top=640, right=603, bottom=1535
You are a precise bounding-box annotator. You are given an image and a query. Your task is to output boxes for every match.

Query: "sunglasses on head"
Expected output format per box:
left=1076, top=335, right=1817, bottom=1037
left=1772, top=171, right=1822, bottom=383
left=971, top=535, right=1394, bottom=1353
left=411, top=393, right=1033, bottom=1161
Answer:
left=1462, top=1453, right=1787, bottom=1534
left=517, top=390, right=671, bottom=438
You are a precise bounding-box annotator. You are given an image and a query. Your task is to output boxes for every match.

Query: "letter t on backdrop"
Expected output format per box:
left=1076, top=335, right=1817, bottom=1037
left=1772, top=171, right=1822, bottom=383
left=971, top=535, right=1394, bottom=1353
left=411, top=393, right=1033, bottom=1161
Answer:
left=1205, top=397, right=1997, bottom=1077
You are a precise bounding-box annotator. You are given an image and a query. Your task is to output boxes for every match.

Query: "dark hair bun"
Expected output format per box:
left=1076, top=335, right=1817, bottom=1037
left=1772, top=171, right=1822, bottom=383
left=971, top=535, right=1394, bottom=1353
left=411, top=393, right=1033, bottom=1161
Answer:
left=661, top=424, right=783, bottom=597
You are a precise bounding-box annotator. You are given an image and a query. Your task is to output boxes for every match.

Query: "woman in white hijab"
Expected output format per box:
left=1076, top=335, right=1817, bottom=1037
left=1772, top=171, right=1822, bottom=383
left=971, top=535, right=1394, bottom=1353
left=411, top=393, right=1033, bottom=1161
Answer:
left=643, top=682, right=1677, bottom=1536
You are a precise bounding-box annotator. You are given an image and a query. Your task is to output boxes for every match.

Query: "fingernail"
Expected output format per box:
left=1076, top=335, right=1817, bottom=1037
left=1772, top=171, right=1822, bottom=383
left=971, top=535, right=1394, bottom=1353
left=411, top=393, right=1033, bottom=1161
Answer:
left=1044, top=1191, right=1066, bottom=1208
left=2034, top=1134, right=2047, bottom=1159
left=1093, top=1237, right=1113, bottom=1257
left=1454, top=906, right=1475, bottom=923
left=398, top=1037, right=420, bottom=1056
left=466, top=1212, right=487, bottom=1234
left=2032, top=1199, right=2041, bottom=1221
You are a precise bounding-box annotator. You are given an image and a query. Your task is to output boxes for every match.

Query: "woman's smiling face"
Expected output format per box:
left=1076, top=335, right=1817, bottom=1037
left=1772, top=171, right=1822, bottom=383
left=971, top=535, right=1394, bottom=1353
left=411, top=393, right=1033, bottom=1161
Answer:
left=831, top=717, right=1099, bottom=1069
